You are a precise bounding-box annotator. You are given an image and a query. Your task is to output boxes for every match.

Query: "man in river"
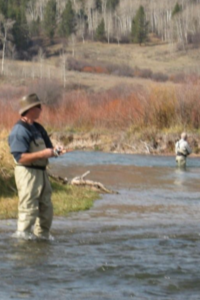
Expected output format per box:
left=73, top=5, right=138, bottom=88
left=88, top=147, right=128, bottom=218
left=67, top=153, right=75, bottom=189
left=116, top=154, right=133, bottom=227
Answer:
left=8, top=93, right=65, bottom=240
left=175, top=132, right=192, bottom=168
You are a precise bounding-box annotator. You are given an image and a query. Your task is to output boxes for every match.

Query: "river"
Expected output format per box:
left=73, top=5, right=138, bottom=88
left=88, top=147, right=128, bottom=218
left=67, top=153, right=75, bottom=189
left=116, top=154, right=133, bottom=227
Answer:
left=1, top=151, right=200, bottom=300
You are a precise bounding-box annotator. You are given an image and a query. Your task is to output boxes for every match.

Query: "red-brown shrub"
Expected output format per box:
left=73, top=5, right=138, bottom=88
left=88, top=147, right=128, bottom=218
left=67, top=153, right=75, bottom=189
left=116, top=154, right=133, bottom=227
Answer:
left=82, top=66, right=95, bottom=73
left=1, top=81, right=200, bottom=132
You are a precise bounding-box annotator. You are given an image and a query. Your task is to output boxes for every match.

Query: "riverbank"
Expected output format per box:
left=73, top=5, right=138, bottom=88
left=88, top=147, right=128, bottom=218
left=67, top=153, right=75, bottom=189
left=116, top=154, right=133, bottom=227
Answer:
left=0, top=132, right=99, bottom=220
left=1, top=128, right=199, bottom=219
left=51, top=130, right=200, bottom=156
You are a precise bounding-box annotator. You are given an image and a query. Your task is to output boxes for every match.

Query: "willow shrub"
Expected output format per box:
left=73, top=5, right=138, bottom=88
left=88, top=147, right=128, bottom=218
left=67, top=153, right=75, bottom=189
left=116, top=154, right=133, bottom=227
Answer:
left=1, top=81, right=200, bottom=131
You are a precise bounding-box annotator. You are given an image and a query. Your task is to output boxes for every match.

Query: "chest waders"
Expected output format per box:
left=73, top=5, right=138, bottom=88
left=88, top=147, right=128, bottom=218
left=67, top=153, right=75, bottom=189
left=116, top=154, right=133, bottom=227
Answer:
left=176, top=141, right=187, bottom=168
left=14, top=121, right=53, bottom=239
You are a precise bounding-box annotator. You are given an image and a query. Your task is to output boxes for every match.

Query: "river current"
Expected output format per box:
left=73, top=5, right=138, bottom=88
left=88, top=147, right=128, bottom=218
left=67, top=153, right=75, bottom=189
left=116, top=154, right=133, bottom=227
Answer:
left=1, top=151, right=200, bottom=300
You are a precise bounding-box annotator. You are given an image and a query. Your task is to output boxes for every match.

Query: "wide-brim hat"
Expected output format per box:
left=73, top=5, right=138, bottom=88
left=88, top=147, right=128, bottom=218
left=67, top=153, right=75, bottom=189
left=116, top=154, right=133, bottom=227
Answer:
left=19, top=93, right=41, bottom=115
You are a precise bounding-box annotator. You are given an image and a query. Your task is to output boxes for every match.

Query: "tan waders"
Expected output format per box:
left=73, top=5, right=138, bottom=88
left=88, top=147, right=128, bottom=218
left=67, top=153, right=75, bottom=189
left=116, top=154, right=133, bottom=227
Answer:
left=13, top=134, right=53, bottom=240
left=15, top=166, right=53, bottom=239
left=176, top=155, right=186, bottom=168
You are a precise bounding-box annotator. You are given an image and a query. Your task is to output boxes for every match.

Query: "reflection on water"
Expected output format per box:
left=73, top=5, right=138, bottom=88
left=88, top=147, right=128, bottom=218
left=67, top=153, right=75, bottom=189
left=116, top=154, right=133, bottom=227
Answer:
left=173, top=168, right=187, bottom=187
left=1, top=153, right=200, bottom=299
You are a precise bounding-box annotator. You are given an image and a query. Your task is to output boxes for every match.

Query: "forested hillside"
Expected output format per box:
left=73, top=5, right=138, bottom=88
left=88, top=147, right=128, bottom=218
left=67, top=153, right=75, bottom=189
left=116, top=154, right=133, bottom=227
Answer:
left=0, top=0, right=200, bottom=60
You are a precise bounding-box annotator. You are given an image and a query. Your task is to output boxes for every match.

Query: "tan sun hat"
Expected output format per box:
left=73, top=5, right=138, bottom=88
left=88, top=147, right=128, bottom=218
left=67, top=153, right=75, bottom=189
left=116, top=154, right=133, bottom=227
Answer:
left=19, top=93, right=41, bottom=115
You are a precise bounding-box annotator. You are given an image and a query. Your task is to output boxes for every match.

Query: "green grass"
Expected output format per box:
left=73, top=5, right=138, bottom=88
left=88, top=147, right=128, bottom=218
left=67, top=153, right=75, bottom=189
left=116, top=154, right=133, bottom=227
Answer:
left=0, top=176, right=99, bottom=220
left=51, top=180, right=99, bottom=216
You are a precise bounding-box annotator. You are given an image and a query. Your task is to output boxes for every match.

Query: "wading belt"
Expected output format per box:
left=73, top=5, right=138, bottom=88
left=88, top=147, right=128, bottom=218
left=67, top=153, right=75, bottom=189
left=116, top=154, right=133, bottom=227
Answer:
left=177, top=152, right=187, bottom=158
left=17, top=165, right=46, bottom=170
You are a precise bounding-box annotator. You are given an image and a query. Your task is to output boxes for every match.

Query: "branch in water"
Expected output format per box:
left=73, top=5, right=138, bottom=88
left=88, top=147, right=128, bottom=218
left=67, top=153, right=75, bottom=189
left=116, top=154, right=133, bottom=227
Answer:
left=48, top=170, right=119, bottom=194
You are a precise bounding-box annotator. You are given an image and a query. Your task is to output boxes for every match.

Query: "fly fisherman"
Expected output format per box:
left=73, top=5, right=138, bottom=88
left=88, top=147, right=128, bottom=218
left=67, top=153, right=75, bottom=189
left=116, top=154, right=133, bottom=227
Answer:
left=8, top=93, right=64, bottom=240
left=175, top=132, right=192, bottom=168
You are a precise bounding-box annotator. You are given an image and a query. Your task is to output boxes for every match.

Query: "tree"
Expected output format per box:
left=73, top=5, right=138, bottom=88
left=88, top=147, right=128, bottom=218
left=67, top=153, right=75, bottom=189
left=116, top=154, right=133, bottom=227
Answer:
left=29, top=16, right=41, bottom=37
left=77, top=8, right=88, bottom=42
left=172, top=3, right=182, bottom=18
left=95, top=18, right=105, bottom=41
left=59, top=0, right=76, bottom=39
left=0, top=0, right=8, bottom=16
left=5, top=1, right=30, bottom=52
left=95, top=0, right=102, bottom=12
left=131, top=6, right=148, bottom=45
left=0, top=14, right=15, bottom=73
left=43, top=0, right=57, bottom=40
left=171, top=2, right=185, bottom=49
left=107, top=0, right=119, bottom=11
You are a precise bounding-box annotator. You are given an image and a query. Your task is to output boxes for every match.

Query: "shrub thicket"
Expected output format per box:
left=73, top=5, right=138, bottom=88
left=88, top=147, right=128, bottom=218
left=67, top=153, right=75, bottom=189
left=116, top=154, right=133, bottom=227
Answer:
left=1, top=80, right=200, bottom=132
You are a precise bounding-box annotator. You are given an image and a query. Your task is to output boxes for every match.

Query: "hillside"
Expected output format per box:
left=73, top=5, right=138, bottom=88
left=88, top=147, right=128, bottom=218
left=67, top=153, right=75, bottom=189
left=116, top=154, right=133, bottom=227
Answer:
left=2, top=40, right=200, bottom=92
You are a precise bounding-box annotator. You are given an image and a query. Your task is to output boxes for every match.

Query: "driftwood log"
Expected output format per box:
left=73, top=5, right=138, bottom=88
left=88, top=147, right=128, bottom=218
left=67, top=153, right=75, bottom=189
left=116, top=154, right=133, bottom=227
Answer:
left=47, top=172, right=68, bottom=184
left=71, top=171, right=118, bottom=194
left=48, top=170, right=118, bottom=194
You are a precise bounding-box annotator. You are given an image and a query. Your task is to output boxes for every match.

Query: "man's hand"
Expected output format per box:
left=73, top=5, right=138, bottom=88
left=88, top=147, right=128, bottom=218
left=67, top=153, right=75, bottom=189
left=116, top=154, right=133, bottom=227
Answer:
left=53, top=146, right=74, bottom=156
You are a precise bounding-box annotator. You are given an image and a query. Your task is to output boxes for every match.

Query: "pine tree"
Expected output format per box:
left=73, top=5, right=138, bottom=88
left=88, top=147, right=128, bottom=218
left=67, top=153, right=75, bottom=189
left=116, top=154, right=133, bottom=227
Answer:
left=131, top=6, right=148, bottom=45
left=95, top=18, right=105, bottom=41
left=59, top=0, right=76, bottom=38
left=107, top=0, right=119, bottom=11
left=29, top=16, right=41, bottom=37
left=43, top=0, right=57, bottom=40
left=0, top=0, right=8, bottom=16
left=9, top=1, right=29, bottom=51
left=77, top=7, right=88, bottom=40
left=95, top=0, right=102, bottom=12
left=172, top=3, right=182, bottom=17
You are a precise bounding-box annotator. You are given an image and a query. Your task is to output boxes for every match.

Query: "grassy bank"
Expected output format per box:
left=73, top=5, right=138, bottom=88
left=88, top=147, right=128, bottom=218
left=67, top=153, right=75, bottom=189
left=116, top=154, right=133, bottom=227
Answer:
left=0, top=131, right=99, bottom=220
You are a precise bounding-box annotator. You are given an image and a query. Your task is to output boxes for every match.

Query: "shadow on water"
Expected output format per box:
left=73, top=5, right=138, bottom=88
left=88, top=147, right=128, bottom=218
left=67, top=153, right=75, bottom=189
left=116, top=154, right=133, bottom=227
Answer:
left=1, top=152, right=200, bottom=299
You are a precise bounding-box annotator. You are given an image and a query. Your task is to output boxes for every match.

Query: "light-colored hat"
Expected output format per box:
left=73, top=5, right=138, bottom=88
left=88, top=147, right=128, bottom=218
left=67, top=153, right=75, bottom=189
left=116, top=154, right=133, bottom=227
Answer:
left=181, top=132, right=187, bottom=140
left=19, top=93, right=41, bottom=115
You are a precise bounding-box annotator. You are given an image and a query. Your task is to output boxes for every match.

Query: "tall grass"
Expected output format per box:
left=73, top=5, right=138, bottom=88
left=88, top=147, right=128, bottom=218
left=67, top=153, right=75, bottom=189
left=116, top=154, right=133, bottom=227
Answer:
left=1, top=80, right=200, bottom=132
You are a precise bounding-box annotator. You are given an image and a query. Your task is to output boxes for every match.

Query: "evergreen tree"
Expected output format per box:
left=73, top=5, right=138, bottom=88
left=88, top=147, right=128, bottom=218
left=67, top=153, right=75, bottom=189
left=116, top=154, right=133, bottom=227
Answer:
left=0, top=0, right=8, bottom=16
left=95, top=0, right=102, bottom=12
left=43, top=0, right=57, bottom=40
left=59, top=0, right=76, bottom=38
left=172, top=3, right=182, bottom=17
left=9, top=1, right=29, bottom=51
left=95, top=18, right=105, bottom=41
left=107, top=0, right=119, bottom=11
left=77, top=8, right=88, bottom=32
left=131, top=6, right=148, bottom=45
left=29, top=16, right=41, bottom=37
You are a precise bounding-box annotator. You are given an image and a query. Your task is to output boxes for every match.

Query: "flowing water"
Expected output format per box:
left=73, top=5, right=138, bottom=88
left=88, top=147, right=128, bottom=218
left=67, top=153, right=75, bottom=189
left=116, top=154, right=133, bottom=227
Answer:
left=1, top=151, right=200, bottom=300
